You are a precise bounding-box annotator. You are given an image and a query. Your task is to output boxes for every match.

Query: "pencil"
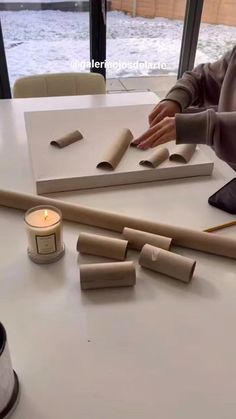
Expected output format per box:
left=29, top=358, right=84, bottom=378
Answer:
left=204, top=221, right=236, bottom=233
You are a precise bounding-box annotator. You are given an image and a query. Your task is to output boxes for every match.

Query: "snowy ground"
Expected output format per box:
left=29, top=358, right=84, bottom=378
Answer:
left=0, top=10, right=236, bottom=85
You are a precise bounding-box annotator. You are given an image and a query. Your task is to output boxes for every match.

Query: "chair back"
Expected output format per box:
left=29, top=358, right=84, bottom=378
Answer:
left=13, top=72, right=106, bottom=98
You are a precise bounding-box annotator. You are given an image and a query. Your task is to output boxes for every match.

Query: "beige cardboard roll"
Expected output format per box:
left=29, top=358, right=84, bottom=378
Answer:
left=139, top=244, right=196, bottom=283
left=1, top=189, right=236, bottom=259
left=50, top=130, right=83, bottom=148
left=96, top=128, right=133, bottom=170
left=139, top=148, right=169, bottom=168
left=123, top=227, right=172, bottom=251
left=80, top=261, right=136, bottom=290
left=169, top=144, right=196, bottom=163
left=77, top=232, right=128, bottom=260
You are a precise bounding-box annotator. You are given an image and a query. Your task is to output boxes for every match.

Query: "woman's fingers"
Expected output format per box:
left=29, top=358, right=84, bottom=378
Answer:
left=149, top=100, right=181, bottom=126
left=150, top=111, right=165, bottom=127
left=135, top=117, right=176, bottom=150
left=149, top=105, right=161, bottom=124
left=137, top=125, right=168, bottom=150
left=150, top=123, right=176, bottom=148
left=151, top=133, right=174, bottom=148
left=132, top=124, right=161, bottom=146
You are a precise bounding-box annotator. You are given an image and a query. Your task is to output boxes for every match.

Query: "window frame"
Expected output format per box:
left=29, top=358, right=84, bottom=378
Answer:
left=178, top=0, right=204, bottom=78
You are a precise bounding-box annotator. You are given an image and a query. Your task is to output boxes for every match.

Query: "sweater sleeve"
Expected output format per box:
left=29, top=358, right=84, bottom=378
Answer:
left=165, top=47, right=236, bottom=111
left=175, top=109, right=236, bottom=167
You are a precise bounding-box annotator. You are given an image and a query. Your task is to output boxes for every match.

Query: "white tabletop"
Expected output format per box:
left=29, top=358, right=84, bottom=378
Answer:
left=0, top=92, right=236, bottom=419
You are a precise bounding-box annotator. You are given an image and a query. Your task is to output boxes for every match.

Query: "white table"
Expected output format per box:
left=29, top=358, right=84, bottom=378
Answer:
left=0, top=92, right=236, bottom=419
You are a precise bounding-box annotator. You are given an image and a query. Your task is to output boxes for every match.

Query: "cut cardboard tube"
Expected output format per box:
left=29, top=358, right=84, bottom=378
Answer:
left=50, top=130, right=83, bottom=148
left=77, top=232, right=128, bottom=260
left=96, top=128, right=133, bottom=170
left=139, top=244, right=196, bottom=283
left=1, top=189, right=236, bottom=259
left=80, top=261, right=136, bottom=290
left=139, top=148, right=169, bottom=168
left=169, top=144, right=196, bottom=163
left=123, top=227, right=172, bottom=251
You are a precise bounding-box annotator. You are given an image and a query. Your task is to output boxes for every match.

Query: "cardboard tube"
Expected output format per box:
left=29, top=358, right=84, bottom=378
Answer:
left=77, top=232, right=128, bottom=260
left=1, top=189, right=236, bottom=259
left=80, top=261, right=136, bottom=290
left=50, top=130, right=83, bottom=148
left=123, top=227, right=172, bottom=251
left=169, top=144, right=196, bottom=163
left=96, top=128, right=133, bottom=170
left=139, top=148, right=169, bottom=168
left=139, top=244, right=196, bottom=283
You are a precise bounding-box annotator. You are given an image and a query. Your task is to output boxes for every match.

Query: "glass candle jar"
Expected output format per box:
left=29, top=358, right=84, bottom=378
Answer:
left=24, top=205, right=65, bottom=264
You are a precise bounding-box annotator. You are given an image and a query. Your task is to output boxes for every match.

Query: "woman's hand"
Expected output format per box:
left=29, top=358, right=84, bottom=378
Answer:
left=132, top=100, right=181, bottom=150
left=133, top=116, right=177, bottom=150
left=149, top=100, right=181, bottom=127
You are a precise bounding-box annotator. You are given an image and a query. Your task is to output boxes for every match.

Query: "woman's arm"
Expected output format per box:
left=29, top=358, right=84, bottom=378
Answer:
left=165, top=47, right=236, bottom=110
left=176, top=109, right=236, bottom=167
left=133, top=47, right=236, bottom=150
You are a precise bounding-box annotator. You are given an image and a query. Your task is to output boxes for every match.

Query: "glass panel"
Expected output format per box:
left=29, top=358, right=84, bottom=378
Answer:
left=0, top=3, right=90, bottom=88
left=195, top=0, right=236, bottom=66
left=107, top=0, right=187, bottom=96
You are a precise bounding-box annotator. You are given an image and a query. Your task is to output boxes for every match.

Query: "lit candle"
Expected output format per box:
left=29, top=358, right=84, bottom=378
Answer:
left=24, top=205, right=65, bottom=264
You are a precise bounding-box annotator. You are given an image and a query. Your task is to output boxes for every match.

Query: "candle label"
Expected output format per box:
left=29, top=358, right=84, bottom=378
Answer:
left=36, top=234, right=57, bottom=254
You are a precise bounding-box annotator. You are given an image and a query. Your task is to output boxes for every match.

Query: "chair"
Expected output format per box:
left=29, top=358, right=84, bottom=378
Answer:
left=13, top=72, right=106, bottom=98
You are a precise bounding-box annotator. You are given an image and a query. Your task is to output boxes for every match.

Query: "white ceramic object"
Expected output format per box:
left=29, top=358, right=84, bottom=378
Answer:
left=0, top=323, right=20, bottom=419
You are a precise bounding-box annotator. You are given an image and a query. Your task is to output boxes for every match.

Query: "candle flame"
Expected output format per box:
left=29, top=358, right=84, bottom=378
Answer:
left=44, top=210, right=48, bottom=221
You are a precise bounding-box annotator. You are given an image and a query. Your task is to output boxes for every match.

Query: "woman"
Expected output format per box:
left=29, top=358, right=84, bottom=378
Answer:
left=133, top=46, right=236, bottom=170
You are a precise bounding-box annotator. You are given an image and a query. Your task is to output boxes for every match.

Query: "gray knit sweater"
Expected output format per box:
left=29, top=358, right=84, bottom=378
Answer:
left=165, top=46, right=236, bottom=169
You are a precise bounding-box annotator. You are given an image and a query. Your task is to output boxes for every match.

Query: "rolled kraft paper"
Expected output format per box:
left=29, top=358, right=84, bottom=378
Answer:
left=139, top=244, right=196, bottom=283
left=96, top=128, right=133, bottom=170
left=169, top=144, right=197, bottom=163
left=50, top=130, right=83, bottom=148
left=1, top=189, right=236, bottom=259
left=123, top=227, right=172, bottom=251
left=77, top=232, right=128, bottom=260
left=139, top=148, right=169, bottom=168
left=80, top=261, right=136, bottom=290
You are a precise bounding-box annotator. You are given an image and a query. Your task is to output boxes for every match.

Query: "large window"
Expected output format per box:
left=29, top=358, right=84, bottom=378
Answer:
left=194, top=0, right=236, bottom=67
left=2, top=1, right=234, bottom=97
left=0, top=5, right=90, bottom=88
left=107, top=1, right=187, bottom=79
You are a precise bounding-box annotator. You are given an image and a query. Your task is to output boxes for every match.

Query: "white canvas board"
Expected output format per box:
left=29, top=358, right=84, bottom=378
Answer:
left=25, top=104, right=214, bottom=194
